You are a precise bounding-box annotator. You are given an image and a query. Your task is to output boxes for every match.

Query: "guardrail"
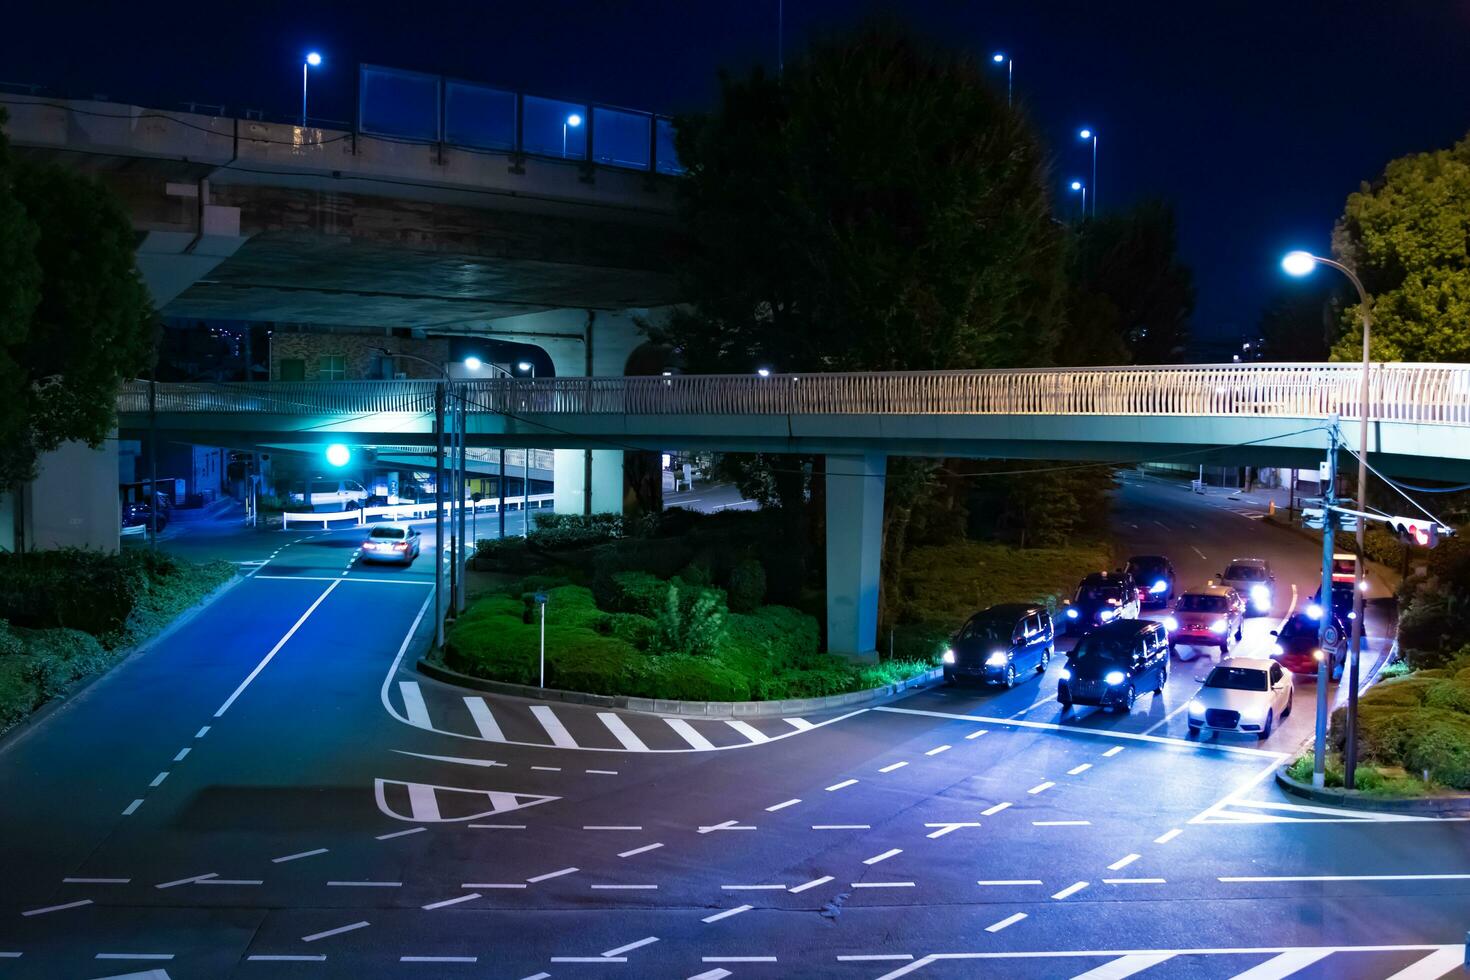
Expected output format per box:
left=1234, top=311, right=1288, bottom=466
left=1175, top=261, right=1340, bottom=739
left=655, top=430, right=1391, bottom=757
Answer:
left=280, top=494, right=555, bottom=530
left=119, top=363, right=1470, bottom=426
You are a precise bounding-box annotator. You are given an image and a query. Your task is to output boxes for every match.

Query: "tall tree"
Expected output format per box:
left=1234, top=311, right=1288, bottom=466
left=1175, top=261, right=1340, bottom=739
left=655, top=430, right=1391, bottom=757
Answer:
left=1330, top=130, right=1470, bottom=362
left=0, top=116, right=155, bottom=490
left=1257, top=282, right=1341, bottom=362
left=1057, top=201, right=1194, bottom=366
left=0, top=110, right=41, bottom=479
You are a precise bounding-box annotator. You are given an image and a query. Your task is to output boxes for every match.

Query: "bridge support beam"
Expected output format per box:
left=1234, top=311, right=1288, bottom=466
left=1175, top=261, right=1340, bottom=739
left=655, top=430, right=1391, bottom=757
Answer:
left=553, top=449, right=624, bottom=516
left=825, top=453, right=886, bottom=661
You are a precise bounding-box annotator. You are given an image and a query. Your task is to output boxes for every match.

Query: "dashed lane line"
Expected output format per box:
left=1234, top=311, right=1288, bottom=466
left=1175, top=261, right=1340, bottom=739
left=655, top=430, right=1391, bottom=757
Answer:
left=1108, top=854, right=1142, bottom=871
left=423, top=893, right=481, bottom=910
left=863, top=848, right=902, bottom=865
left=1103, top=746, right=1124, bottom=757
left=21, top=900, right=92, bottom=917
left=1028, top=781, right=1055, bottom=795
left=527, top=867, right=579, bottom=883
left=703, top=957, right=778, bottom=963
left=702, top=905, right=753, bottom=923
left=1035, top=820, right=1091, bottom=827
left=376, top=827, right=426, bottom=841
left=1154, top=828, right=1182, bottom=844
left=1067, top=763, right=1092, bottom=775
left=826, top=778, right=859, bottom=791
left=63, top=877, right=129, bottom=884
left=602, top=937, right=659, bottom=958
left=302, top=921, right=370, bottom=943
left=925, top=822, right=981, bottom=838
left=156, top=873, right=217, bottom=889
left=789, top=875, right=834, bottom=893
left=1052, top=881, right=1090, bottom=900
left=95, top=953, right=173, bottom=960
left=122, top=800, right=143, bottom=816
left=585, top=825, right=644, bottom=831
left=402, top=956, right=478, bottom=963
left=592, top=884, right=658, bottom=890
left=812, top=824, right=870, bottom=830
left=978, top=880, right=1043, bottom=886
left=1103, top=878, right=1167, bottom=885
left=981, top=802, right=1012, bottom=816
left=965, top=729, right=989, bottom=739
left=852, top=881, right=915, bottom=888
left=879, top=761, right=908, bottom=773
left=328, top=881, right=402, bottom=887
left=699, top=820, right=756, bottom=833
left=618, top=843, right=664, bottom=858
left=722, top=884, right=787, bottom=890
left=985, top=912, right=1028, bottom=933
left=272, top=848, right=328, bottom=864
left=925, top=744, right=952, bottom=756
left=765, top=799, right=801, bottom=812
left=461, top=883, right=527, bottom=889
left=249, top=955, right=327, bottom=962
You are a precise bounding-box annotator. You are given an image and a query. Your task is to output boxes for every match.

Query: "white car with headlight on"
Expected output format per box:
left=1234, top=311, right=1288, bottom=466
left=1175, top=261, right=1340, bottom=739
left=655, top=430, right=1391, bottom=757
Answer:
left=1186, top=658, right=1293, bottom=740
left=1218, top=558, right=1275, bottom=616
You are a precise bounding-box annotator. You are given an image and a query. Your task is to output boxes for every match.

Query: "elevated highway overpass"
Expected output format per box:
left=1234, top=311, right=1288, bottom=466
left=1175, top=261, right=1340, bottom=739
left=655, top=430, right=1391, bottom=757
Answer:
left=119, top=362, right=1470, bottom=656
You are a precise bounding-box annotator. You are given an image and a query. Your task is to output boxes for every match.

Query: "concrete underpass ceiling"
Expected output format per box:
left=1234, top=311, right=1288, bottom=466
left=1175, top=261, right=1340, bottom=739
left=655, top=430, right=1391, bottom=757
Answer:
left=162, top=232, right=681, bottom=327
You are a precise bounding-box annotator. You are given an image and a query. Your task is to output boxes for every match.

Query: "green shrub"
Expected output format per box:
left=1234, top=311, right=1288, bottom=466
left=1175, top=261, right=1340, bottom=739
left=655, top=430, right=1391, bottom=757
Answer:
left=889, top=621, right=952, bottom=663
left=529, top=512, right=625, bottom=549
left=1398, top=596, right=1469, bottom=670
left=1424, top=679, right=1470, bottom=715
left=604, top=612, right=657, bottom=651
left=653, top=584, right=727, bottom=657
left=638, top=654, right=751, bottom=701
left=533, top=586, right=608, bottom=632
left=1401, top=712, right=1470, bottom=789
left=547, top=635, right=640, bottom=696
left=599, top=571, right=669, bottom=617
left=0, top=658, right=38, bottom=732
left=727, top=559, right=767, bottom=613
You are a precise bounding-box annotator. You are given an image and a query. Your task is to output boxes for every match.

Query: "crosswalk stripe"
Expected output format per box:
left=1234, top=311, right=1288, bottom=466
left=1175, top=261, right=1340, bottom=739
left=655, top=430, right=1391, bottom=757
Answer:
left=666, top=718, right=716, bottom=750
left=400, top=682, right=431, bottom=729
left=786, top=718, right=814, bottom=730
left=1068, top=953, right=1176, bottom=979
left=725, top=719, right=769, bottom=743
left=529, top=705, right=578, bottom=749
left=1225, top=949, right=1332, bottom=980
left=1384, top=946, right=1467, bottom=980
left=407, top=783, right=442, bottom=821
left=464, top=697, right=506, bottom=741
left=598, top=713, right=650, bottom=751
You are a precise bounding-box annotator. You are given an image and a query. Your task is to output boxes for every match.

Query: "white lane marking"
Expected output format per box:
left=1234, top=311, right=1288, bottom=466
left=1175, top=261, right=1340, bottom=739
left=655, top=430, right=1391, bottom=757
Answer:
left=1154, top=828, right=1182, bottom=844
left=1052, top=881, right=1089, bottom=900
left=786, top=718, right=814, bottom=731
left=1035, top=820, right=1091, bottom=826
left=986, top=912, right=1028, bottom=932
left=586, top=825, right=644, bottom=831
left=149, top=771, right=169, bottom=787
left=725, top=719, right=769, bottom=743
left=529, top=705, right=578, bottom=748
left=618, top=843, right=663, bottom=858
left=704, top=957, right=778, bottom=963
left=1143, top=696, right=1199, bottom=736
left=925, top=745, right=952, bottom=756
left=402, top=956, right=478, bottom=963
left=173, top=747, right=191, bottom=762
left=1067, top=952, right=1177, bottom=979
left=1067, top=763, right=1092, bottom=775
left=1028, top=781, right=1055, bottom=794
left=789, top=875, right=834, bottom=893
left=398, top=682, right=431, bottom=729
left=1103, top=878, right=1167, bottom=885
left=393, top=750, right=506, bottom=768
left=702, top=905, right=753, bottom=923
left=1009, top=693, right=1058, bottom=719
left=863, top=848, right=902, bottom=865
left=722, top=884, right=787, bottom=890
left=1103, top=746, right=1124, bottom=757
left=467, top=824, right=529, bottom=830
left=587, top=769, right=619, bottom=775
left=376, top=826, right=426, bottom=841
left=0, top=953, right=20, bottom=958
left=842, top=954, right=916, bottom=962
left=602, top=937, right=659, bottom=957
left=699, top=820, right=756, bottom=833
left=965, top=729, right=989, bottom=739
left=464, top=697, right=506, bottom=741
left=95, top=953, right=175, bottom=960
left=1385, top=947, right=1468, bottom=980
left=977, top=880, right=1043, bottom=886
left=249, top=955, right=327, bottom=962
left=1153, top=519, right=1170, bottom=531
left=194, top=726, right=210, bottom=738
left=272, top=848, right=328, bottom=863
left=22, top=899, right=93, bottom=916
left=1108, top=854, right=1142, bottom=871
left=423, top=893, right=479, bottom=910
left=216, top=580, right=339, bottom=717
left=765, top=799, right=801, bottom=812
left=925, top=822, right=981, bottom=838
left=197, top=878, right=263, bottom=886
left=1224, top=949, right=1332, bottom=979
left=879, top=761, right=908, bottom=773
left=599, top=713, right=650, bottom=751
left=592, top=884, right=658, bottom=890
left=461, top=883, right=527, bottom=889
left=826, top=778, right=858, bottom=791
left=1220, top=873, right=1470, bottom=883
left=156, top=873, right=217, bottom=889
left=852, top=881, right=915, bottom=888
left=64, top=877, right=130, bottom=884
left=1191, top=546, right=1208, bottom=560
left=690, top=970, right=732, bottom=980
left=552, top=960, right=625, bottom=965
left=666, top=717, right=717, bottom=750
left=812, top=824, right=871, bottom=830
left=302, top=921, right=370, bottom=942
left=981, top=802, right=1012, bottom=816
left=527, top=867, right=578, bottom=883
left=256, top=574, right=432, bottom=585
left=531, top=766, right=561, bottom=772
left=328, top=881, right=402, bottom=887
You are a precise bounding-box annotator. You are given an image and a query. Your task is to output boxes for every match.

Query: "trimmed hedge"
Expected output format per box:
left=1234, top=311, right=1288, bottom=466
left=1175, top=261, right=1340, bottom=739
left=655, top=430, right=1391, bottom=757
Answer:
left=1332, top=654, right=1470, bottom=790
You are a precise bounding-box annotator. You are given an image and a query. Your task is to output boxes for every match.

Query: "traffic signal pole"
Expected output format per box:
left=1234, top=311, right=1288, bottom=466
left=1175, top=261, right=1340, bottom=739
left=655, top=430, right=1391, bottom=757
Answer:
left=1344, top=370, right=1371, bottom=788
left=1313, top=416, right=1338, bottom=789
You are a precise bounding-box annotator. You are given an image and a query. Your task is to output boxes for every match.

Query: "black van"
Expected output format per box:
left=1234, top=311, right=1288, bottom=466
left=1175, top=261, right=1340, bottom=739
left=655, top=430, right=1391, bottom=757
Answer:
left=943, top=604, right=1055, bottom=687
left=1057, top=619, right=1169, bottom=712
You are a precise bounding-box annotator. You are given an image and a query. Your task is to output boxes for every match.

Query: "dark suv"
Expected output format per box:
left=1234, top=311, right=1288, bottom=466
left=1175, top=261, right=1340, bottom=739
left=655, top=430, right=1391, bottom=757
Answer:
left=943, top=604, right=1055, bottom=687
left=1126, top=554, right=1176, bottom=607
left=1062, top=571, right=1142, bottom=634
left=1058, top=620, right=1170, bottom=713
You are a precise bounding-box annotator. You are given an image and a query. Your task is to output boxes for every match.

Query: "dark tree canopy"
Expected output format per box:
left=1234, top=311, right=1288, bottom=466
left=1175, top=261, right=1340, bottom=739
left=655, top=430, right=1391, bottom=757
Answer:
left=1257, top=282, right=1340, bottom=362
left=1057, top=201, right=1194, bottom=366
left=661, top=25, right=1066, bottom=373
left=0, top=111, right=154, bottom=489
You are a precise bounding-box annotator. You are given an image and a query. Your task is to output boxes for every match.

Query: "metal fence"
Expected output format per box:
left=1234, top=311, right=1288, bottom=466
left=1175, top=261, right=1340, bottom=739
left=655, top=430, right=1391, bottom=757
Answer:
left=117, top=363, right=1470, bottom=426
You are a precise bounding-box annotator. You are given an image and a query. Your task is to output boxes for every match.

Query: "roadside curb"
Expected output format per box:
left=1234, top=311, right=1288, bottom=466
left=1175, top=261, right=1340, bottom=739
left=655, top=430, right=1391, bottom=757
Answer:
left=1273, top=764, right=1470, bottom=816
left=0, top=569, right=244, bottom=756
left=415, top=657, right=945, bottom=717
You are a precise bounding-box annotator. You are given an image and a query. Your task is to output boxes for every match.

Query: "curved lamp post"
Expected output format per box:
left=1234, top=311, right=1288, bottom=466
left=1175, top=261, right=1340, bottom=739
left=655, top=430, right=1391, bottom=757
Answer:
left=1282, top=249, right=1373, bottom=788
left=302, top=51, right=322, bottom=128
left=992, top=52, right=1013, bottom=106
left=563, top=113, right=582, bottom=158
left=1078, top=128, right=1097, bottom=216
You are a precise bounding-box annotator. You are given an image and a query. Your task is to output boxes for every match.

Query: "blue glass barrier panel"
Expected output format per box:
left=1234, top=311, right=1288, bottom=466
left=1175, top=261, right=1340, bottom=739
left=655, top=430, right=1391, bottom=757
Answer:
left=523, top=95, right=587, bottom=160
left=655, top=116, right=683, bottom=174
left=592, top=107, right=650, bottom=169
left=444, top=80, right=517, bottom=150
left=359, top=64, right=441, bottom=142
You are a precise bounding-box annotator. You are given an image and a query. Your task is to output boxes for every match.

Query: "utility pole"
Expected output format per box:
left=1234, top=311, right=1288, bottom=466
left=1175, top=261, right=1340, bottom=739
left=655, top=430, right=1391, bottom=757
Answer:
left=448, top=389, right=458, bottom=617
left=498, top=447, right=507, bottom=540
left=434, top=382, right=446, bottom=649
left=149, top=375, right=159, bottom=551
left=456, top=393, right=469, bottom=614
left=1313, top=415, right=1338, bottom=788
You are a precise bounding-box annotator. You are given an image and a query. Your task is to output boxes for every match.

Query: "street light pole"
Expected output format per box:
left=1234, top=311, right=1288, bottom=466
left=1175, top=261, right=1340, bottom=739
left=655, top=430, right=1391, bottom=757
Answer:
left=456, top=391, right=469, bottom=614
left=991, top=53, right=1012, bottom=107
left=301, top=52, right=321, bottom=128
left=1314, top=417, right=1338, bottom=788
left=519, top=362, right=535, bottom=534
left=433, top=381, right=446, bottom=649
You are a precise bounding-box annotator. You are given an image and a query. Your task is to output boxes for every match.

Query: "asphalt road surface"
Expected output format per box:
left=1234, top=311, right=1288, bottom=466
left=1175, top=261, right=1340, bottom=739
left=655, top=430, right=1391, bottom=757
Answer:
left=0, top=478, right=1462, bottom=979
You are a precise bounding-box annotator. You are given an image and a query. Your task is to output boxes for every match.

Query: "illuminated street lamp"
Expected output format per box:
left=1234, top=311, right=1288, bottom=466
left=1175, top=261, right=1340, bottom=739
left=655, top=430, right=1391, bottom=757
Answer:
left=302, top=51, right=322, bottom=128
left=1069, top=179, right=1087, bottom=220
left=1282, top=249, right=1374, bottom=789
left=563, top=113, right=583, bottom=158
left=1078, top=128, right=1098, bottom=215
left=463, top=356, right=483, bottom=372
left=991, top=52, right=1013, bottom=106
left=756, top=367, right=772, bottom=378
left=325, top=443, right=350, bottom=468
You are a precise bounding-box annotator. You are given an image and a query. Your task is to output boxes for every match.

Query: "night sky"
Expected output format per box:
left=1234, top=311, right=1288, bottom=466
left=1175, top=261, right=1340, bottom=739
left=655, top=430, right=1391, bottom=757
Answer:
left=6, top=1, right=1468, bottom=354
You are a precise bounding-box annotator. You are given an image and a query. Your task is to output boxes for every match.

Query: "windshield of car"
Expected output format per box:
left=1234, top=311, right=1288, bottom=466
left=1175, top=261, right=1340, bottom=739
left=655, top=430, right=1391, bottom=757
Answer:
left=1203, top=666, right=1268, bottom=691
left=1224, top=564, right=1266, bottom=580
left=1280, top=615, right=1319, bottom=639
left=1079, top=585, right=1126, bottom=603
left=1129, top=557, right=1166, bottom=574
left=1071, top=634, right=1132, bottom=662
left=959, top=619, right=1012, bottom=644
left=369, top=526, right=407, bottom=539
left=1176, top=594, right=1227, bottom=613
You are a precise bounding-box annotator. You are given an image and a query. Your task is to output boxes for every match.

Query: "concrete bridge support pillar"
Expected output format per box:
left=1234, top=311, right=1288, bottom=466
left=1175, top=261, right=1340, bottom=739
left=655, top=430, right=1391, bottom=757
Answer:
left=825, top=453, right=886, bottom=661
left=553, top=450, right=625, bottom=517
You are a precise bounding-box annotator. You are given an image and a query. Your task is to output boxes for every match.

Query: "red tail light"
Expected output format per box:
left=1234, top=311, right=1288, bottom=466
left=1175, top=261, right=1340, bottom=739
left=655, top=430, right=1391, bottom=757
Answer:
left=394, top=542, right=409, bottom=550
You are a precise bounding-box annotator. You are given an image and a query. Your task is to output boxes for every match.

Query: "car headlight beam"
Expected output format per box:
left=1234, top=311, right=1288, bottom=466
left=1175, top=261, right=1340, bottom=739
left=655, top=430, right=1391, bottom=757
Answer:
left=1209, top=619, right=1227, bottom=634
left=1163, top=616, right=1179, bottom=631
left=942, top=648, right=956, bottom=665
left=1104, top=670, right=1126, bottom=686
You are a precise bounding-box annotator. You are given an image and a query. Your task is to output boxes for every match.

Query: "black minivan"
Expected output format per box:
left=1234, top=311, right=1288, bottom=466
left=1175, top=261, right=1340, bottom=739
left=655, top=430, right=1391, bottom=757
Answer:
left=1057, top=619, right=1169, bottom=712
left=943, top=604, right=1055, bottom=687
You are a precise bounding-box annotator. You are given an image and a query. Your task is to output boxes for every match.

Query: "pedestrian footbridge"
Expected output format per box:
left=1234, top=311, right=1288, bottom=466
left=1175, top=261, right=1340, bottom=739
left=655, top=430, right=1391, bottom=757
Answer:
left=119, top=362, right=1470, bottom=656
